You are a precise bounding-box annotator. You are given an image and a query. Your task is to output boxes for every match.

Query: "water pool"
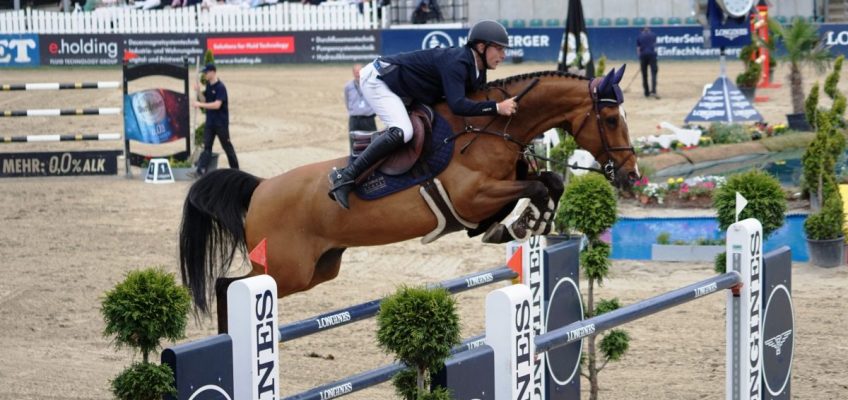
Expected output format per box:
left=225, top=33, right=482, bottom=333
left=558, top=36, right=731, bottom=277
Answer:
left=610, top=214, right=808, bottom=262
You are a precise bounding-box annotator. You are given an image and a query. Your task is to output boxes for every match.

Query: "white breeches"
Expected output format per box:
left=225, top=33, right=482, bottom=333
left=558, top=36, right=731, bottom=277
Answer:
left=359, top=62, right=414, bottom=143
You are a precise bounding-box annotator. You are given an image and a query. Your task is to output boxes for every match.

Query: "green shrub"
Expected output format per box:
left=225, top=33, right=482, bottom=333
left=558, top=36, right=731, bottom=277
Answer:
left=596, top=55, right=607, bottom=76
left=377, top=286, right=460, bottom=396
left=580, top=241, right=611, bottom=283
left=714, top=251, right=727, bottom=274
left=736, top=62, right=762, bottom=88
left=712, top=170, right=787, bottom=239
left=805, top=194, right=845, bottom=240
left=707, top=123, right=750, bottom=144
left=656, top=232, right=671, bottom=245
left=101, top=268, right=191, bottom=362
left=111, top=362, right=176, bottom=400
left=805, top=82, right=820, bottom=129
left=557, top=173, right=617, bottom=237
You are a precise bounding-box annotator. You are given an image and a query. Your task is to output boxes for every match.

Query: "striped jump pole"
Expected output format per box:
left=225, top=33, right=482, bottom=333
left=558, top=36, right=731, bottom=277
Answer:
left=278, top=265, right=518, bottom=342
left=0, top=81, right=120, bottom=91
left=283, top=335, right=487, bottom=400
left=534, top=271, right=742, bottom=353
left=1, top=133, right=122, bottom=143
left=1, top=108, right=121, bottom=117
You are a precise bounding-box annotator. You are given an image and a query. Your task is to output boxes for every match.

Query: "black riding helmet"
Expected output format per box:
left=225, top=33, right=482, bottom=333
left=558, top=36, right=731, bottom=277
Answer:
left=466, top=20, right=510, bottom=69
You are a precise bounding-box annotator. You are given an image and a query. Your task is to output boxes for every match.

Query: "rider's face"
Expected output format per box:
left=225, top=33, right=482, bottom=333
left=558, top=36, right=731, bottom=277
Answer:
left=483, top=44, right=506, bottom=69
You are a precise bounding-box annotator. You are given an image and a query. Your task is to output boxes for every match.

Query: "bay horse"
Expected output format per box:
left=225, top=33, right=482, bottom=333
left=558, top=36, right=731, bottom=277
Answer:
left=179, top=67, right=638, bottom=330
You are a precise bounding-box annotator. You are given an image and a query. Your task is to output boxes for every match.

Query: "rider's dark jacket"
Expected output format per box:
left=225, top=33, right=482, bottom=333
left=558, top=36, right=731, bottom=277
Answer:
left=378, top=47, right=498, bottom=116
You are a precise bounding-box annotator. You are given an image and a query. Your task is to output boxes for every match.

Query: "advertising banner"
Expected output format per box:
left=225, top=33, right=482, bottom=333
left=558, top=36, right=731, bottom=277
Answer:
left=204, top=31, right=380, bottom=64
left=124, top=35, right=205, bottom=65
left=0, top=150, right=122, bottom=177
left=587, top=26, right=743, bottom=60
left=381, top=28, right=559, bottom=62
left=206, top=33, right=297, bottom=65
left=124, top=89, right=189, bottom=144
left=381, top=27, right=741, bottom=62
left=39, top=34, right=122, bottom=66
left=297, top=30, right=381, bottom=63
left=0, top=34, right=39, bottom=67
left=706, top=0, right=751, bottom=48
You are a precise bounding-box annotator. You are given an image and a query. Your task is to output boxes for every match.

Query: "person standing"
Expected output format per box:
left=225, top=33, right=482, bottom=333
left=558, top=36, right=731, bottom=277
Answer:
left=192, top=63, right=239, bottom=177
left=637, top=26, right=659, bottom=98
left=345, top=64, right=377, bottom=132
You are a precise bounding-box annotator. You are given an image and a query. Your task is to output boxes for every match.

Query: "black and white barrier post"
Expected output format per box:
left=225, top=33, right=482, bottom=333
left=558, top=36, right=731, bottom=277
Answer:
left=482, top=218, right=793, bottom=400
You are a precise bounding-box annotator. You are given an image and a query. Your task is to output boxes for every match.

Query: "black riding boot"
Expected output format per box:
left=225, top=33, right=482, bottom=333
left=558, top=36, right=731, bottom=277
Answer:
left=328, top=127, right=406, bottom=209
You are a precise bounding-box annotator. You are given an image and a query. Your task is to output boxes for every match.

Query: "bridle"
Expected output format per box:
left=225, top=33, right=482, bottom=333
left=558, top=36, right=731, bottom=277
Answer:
left=566, top=77, right=637, bottom=181
left=448, top=76, right=636, bottom=182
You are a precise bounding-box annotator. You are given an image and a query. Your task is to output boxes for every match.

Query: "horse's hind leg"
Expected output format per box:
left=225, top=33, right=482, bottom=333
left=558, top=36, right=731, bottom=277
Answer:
left=304, top=247, right=347, bottom=290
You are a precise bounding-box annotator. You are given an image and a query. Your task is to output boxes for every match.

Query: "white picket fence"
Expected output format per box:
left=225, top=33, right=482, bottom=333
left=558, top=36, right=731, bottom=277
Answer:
left=0, top=1, right=385, bottom=34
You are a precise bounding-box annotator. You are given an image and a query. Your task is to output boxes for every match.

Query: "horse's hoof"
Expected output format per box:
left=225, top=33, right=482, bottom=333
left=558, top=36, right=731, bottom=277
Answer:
left=481, top=224, right=512, bottom=244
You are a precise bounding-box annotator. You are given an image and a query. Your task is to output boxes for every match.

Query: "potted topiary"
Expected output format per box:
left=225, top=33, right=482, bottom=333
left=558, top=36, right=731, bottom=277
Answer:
left=736, top=43, right=762, bottom=101
left=770, top=18, right=831, bottom=131
left=802, top=80, right=847, bottom=266
left=805, top=193, right=845, bottom=267
left=712, top=170, right=787, bottom=273
left=101, top=268, right=191, bottom=400
left=802, top=55, right=846, bottom=211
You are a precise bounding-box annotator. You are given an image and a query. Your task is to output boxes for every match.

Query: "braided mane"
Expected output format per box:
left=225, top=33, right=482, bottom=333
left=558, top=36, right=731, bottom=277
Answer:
left=486, top=70, right=590, bottom=88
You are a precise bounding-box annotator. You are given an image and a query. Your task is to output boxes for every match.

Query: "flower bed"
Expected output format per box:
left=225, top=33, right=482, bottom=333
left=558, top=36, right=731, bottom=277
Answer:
left=628, top=175, right=727, bottom=207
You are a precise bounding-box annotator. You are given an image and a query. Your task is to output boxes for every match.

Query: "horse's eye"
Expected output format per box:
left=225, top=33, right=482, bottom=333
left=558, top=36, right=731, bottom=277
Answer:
left=605, top=116, right=618, bottom=127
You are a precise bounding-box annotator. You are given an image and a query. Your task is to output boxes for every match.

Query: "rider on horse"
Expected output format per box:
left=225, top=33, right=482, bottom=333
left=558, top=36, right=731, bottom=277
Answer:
left=327, top=19, right=521, bottom=209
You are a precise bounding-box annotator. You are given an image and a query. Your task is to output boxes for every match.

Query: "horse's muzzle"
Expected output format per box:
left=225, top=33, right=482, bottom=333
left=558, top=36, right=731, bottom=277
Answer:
left=615, top=170, right=640, bottom=190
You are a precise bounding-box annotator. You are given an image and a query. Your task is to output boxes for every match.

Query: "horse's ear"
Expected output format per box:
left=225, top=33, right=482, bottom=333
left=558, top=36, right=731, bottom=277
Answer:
left=598, top=68, right=615, bottom=93
left=613, top=65, right=626, bottom=84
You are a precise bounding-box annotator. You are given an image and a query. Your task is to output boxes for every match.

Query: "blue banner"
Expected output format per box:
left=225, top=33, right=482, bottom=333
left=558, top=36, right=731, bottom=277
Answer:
left=381, top=28, right=562, bottom=62
left=380, top=27, right=745, bottom=62
left=0, top=34, right=40, bottom=67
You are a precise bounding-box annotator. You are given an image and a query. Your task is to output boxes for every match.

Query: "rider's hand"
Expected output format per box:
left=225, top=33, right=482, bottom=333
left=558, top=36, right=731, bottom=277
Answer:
left=497, top=97, right=518, bottom=116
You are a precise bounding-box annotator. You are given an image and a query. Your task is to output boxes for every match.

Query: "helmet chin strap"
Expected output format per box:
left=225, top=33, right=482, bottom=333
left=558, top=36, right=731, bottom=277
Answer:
left=471, top=43, right=492, bottom=70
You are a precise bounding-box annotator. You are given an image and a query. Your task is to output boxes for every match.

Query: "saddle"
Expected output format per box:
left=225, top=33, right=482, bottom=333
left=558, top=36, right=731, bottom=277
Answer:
left=348, top=104, right=434, bottom=177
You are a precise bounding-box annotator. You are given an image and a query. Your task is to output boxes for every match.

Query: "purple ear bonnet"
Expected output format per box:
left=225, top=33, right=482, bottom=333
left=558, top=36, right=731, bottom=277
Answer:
left=595, top=64, right=625, bottom=107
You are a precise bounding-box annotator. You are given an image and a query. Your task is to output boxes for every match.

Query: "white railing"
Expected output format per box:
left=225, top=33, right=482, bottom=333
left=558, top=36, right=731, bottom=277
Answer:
left=0, top=1, right=383, bottom=34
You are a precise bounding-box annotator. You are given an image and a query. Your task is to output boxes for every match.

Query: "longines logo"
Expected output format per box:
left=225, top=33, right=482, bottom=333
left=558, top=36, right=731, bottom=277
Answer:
left=421, top=31, right=454, bottom=49
left=764, top=329, right=792, bottom=356
left=713, top=27, right=748, bottom=41
left=826, top=30, right=848, bottom=45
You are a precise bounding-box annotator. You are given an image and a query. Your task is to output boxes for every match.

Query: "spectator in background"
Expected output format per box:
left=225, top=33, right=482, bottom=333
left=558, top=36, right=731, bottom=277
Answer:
left=345, top=64, right=377, bottom=132
left=636, top=26, right=659, bottom=99
left=411, top=0, right=442, bottom=24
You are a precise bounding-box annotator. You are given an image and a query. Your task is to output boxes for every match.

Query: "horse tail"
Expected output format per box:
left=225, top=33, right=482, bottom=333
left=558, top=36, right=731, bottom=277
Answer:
left=179, top=169, right=261, bottom=314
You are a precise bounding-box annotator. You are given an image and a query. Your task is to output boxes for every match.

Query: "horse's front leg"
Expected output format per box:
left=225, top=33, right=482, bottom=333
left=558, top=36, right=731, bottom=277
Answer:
left=469, top=179, right=553, bottom=243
